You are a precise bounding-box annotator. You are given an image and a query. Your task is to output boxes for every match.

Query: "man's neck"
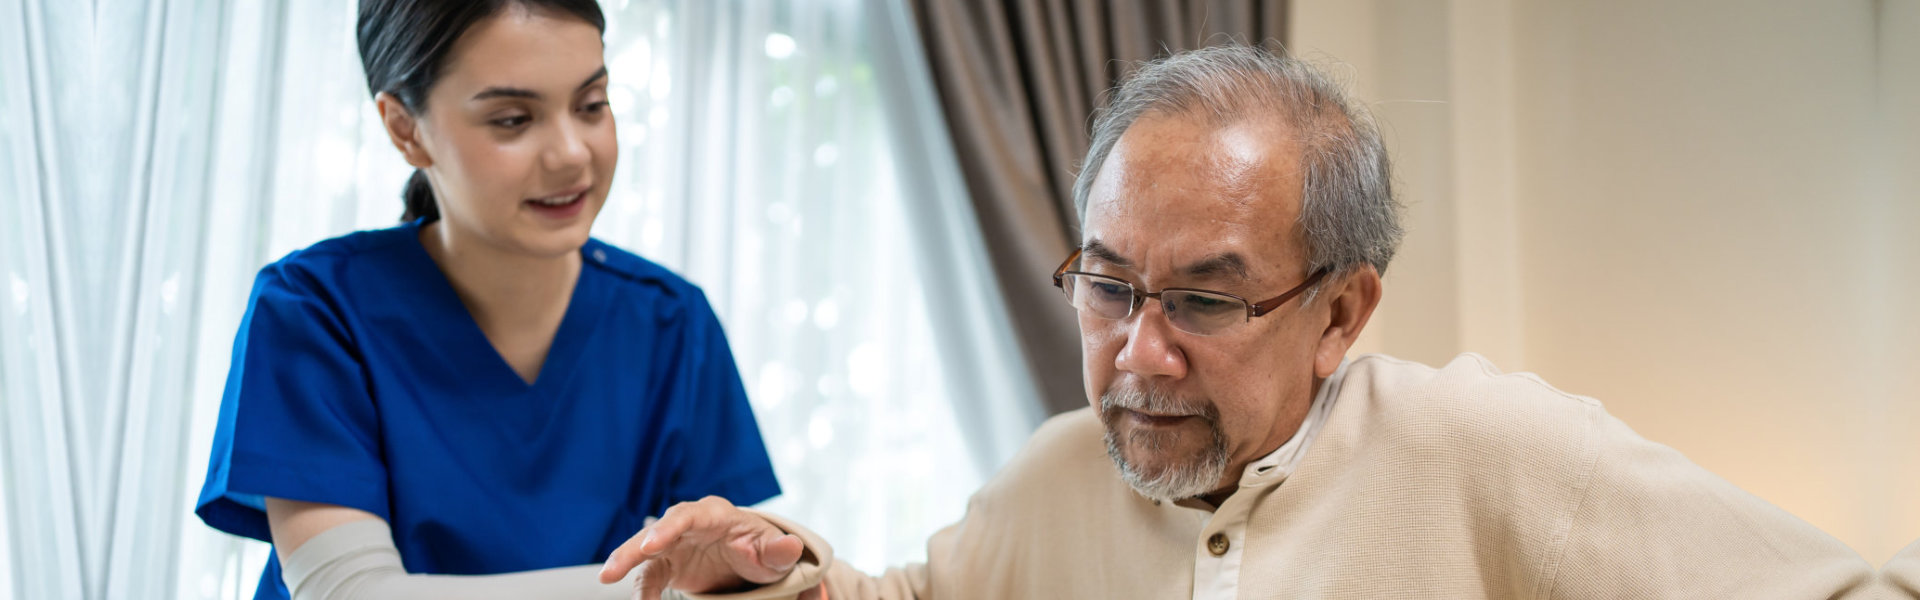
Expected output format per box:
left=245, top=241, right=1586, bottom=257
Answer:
left=1196, top=488, right=1235, bottom=508
left=1188, top=374, right=1330, bottom=509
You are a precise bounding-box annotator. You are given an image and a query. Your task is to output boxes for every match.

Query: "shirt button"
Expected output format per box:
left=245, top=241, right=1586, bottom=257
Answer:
left=592, top=249, right=608, bottom=263
left=1207, top=533, right=1230, bottom=556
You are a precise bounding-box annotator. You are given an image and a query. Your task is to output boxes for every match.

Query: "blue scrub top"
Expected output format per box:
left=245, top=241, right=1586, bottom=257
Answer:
left=195, top=220, right=781, bottom=599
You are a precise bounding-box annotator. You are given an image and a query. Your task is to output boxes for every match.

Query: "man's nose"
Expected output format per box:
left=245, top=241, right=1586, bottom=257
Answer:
left=1114, top=299, right=1189, bottom=380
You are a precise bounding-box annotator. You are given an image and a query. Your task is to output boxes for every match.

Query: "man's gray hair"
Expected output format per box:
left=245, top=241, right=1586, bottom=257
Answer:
left=1072, top=45, right=1403, bottom=278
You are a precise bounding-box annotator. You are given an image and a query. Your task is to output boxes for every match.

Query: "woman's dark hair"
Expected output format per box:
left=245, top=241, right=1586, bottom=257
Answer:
left=357, top=0, right=606, bottom=222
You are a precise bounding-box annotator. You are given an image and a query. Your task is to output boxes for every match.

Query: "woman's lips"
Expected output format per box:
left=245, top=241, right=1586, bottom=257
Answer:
left=524, top=191, right=586, bottom=219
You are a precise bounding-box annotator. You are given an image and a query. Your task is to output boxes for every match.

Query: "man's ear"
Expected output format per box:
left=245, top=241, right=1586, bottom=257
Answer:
left=1312, top=264, right=1382, bottom=378
left=375, top=92, right=432, bottom=169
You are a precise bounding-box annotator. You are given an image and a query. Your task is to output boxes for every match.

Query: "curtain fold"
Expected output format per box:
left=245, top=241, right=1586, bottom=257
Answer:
left=863, top=0, right=1046, bottom=496
left=906, top=0, right=1288, bottom=415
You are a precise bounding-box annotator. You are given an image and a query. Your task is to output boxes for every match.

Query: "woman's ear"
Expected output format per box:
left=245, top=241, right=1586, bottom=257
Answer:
left=1312, top=264, right=1383, bottom=378
left=375, top=92, right=432, bottom=168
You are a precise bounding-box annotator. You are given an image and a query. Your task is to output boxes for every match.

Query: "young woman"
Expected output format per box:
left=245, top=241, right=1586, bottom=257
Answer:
left=194, top=1, right=793, bottom=597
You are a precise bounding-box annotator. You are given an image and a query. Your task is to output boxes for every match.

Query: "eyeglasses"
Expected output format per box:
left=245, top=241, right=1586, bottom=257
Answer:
left=1051, top=249, right=1327, bottom=336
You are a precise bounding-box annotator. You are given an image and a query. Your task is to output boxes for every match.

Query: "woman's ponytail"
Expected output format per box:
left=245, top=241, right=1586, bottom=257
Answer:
left=400, top=169, right=438, bottom=222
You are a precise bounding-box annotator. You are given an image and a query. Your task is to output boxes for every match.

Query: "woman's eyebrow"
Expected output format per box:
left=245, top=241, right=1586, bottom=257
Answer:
left=576, top=66, right=608, bottom=90
left=470, top=66, right=609, bottom=102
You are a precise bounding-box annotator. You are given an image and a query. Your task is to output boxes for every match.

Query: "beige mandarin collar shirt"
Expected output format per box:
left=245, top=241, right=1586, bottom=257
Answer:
left=711, top=353, right=1883, bottom=600
left=1175, top=360, right=1347, bottom=600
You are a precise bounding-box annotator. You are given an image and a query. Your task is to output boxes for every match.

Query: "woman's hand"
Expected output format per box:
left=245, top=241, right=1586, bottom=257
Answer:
left=599, top=496, right=809, bottom=600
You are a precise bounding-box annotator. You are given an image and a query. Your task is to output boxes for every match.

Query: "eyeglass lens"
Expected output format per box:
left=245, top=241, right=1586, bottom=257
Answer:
left=1062, top=273, right=1247, bottom=335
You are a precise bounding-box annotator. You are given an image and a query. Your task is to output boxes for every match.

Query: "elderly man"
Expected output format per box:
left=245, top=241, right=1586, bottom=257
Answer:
left=600, top=45, right=1885, bottom=599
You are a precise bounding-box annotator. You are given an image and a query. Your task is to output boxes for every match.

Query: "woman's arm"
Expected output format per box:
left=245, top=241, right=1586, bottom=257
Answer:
left=265, top=498, right=643, bottom=600
left=265, top=498, right=380, bottom=558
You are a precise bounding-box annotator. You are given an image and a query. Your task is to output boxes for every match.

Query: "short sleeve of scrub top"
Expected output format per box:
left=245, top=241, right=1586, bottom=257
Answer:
left=194, top=222, right=781, bottom=599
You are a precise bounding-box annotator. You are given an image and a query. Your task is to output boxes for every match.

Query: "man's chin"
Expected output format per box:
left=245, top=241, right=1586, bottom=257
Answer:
left=1117, top=453, right=1182, bottom=482
left=1108, top=439, right=1229, bottom=501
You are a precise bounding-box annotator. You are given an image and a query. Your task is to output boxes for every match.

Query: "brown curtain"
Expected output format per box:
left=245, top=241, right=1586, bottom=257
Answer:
left=909, top=0, right=1289, bottom=415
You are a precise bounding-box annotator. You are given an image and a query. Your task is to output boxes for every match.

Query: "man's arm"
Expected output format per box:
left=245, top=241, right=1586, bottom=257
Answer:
left=1542, top=414, right=1878, bottom=599
left=1881, top=540, right=1920, bottom=599
left=601, top=497, right=932, bottom=600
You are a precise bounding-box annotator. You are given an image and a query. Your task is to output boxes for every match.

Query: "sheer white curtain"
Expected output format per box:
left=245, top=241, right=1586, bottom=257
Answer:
left=4, top=0, right=238, bottom=597
left=591, top=0, right=1044, bottom=571
left=0, top=0, right=1042, bottom=598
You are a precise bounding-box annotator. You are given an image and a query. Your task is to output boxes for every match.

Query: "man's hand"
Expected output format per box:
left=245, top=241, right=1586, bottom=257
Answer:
left=599, top=496, right=809, bottom=600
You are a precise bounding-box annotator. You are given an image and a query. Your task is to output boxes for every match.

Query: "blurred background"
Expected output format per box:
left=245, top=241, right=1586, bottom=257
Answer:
left=0, top=0, right=1914, bottom=598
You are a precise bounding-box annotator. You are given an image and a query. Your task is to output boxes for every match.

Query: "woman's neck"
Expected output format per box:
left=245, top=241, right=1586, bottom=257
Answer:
left=417, top=219, right=581, bottom=333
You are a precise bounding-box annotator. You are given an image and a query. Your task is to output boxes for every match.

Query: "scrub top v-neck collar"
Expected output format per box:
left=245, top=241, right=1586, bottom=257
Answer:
left=400, top=219, right=606, bottom=396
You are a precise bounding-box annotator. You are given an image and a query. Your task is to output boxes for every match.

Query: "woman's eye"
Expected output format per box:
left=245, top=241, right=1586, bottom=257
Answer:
left=492, top=115, right=531, bottom=128
left=580, top=101, right=609, bottom=114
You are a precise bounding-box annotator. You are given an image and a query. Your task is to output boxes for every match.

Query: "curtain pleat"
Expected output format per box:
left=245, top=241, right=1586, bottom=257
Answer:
left=906, top=0, right=1289, bottom=415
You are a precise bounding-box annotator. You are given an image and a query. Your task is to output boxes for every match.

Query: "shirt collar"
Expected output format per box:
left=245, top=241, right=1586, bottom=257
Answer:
left=1174, top=358, right=1350, bottom=511
left=1241, top=358, right=1346, bottom=489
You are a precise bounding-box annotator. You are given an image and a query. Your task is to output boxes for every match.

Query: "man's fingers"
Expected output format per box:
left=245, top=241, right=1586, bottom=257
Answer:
left=639, top=509, right=700, bottom=555
left=604, top=497, right=761, bottom=590
left=717, top=531, right=802, bottom=584
left=636, top=558, right=674, bottom=600
left=601, top=540, right=643, bottom=584
left=797, top=583, right=827, bottom=600
left=601, top=522, right=665, bottom=584
left=604, top=506, right=710, bottom=583
left=757, top=533, right=804, bottom=572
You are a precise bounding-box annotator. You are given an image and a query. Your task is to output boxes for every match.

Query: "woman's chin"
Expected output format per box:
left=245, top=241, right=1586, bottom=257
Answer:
left=509, top=210, right=597, bottom=257
left=517, top=230, right=592, bottom=260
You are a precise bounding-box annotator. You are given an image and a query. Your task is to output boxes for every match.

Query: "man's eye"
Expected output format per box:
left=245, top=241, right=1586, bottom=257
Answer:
left=1090, top=282, right=1130, bottom=300
left=1180, top=294, right=1238, bottom=314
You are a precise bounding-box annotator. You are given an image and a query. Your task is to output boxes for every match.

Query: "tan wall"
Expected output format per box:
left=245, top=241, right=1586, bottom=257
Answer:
left=1293, top=0, right=1919, bottom=564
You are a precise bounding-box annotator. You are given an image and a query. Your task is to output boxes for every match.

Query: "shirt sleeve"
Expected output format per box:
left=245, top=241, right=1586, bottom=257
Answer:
left=662, top=290, right=781, bottom=507
left=195, top=259, right=390, bottom=542
left=1884, top=540, right=1920, bottom=598
left=1544, top=409, right=1878, bottom=599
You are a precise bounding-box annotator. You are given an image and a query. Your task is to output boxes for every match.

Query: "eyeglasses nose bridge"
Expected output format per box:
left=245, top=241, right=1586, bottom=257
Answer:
left=1129, top=288, right=1183, bottom=326
left=1129, top=287, right=1155, bottom=315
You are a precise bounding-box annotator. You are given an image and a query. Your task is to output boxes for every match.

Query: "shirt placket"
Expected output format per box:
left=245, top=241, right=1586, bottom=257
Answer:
left=1191, top=501, right=1250, bottom=600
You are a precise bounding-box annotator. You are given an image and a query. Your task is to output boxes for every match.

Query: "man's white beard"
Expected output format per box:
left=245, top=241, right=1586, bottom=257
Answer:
left=1100, top=382, right=1229, bottom=502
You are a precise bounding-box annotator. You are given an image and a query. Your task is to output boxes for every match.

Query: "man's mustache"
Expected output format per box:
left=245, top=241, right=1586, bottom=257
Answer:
left=1100, top=382, right=1216, bottom=421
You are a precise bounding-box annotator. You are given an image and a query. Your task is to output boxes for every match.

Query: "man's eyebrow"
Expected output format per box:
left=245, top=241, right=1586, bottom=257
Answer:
left=1180, top=253, right=1251, bottom=281
left=1080, top=240, right=1132, bottom=268
left=470, top=66, right=609, bottom=102
left=1082, top=242, right=1250, bottom=281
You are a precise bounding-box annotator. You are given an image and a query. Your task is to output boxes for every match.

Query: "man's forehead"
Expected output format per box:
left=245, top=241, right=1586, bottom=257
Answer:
left=1088, top=115, right=1303, bottom=218
left=1081, top=115, right=1307, bottom=275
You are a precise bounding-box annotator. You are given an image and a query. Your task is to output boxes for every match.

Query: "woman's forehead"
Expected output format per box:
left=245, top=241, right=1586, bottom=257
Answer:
left=435, top=7, right=605, bottom=99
